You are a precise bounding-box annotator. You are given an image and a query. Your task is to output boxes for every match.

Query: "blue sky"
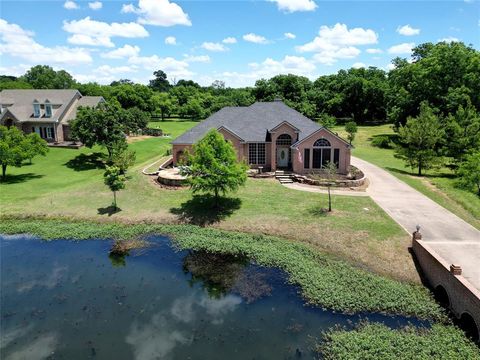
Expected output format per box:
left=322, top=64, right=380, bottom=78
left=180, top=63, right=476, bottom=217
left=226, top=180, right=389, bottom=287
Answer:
left=0, top=0, right=479, bottom=87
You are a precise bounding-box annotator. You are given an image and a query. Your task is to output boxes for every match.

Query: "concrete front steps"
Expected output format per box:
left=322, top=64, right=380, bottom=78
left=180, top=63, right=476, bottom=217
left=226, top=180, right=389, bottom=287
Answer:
left=275, top=170, right=294, bottom=184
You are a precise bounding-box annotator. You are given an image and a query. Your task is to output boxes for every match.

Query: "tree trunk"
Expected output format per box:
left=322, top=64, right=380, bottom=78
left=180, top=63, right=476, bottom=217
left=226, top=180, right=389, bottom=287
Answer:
left=418, top=159, right=422, bottom=176
left=2, top=164, right=6, bottom=179
left=328, top=185, right=332, bottom=212
left=214, top=189, right=219, bottom=208
left=113, top=191, right=117, bottom=210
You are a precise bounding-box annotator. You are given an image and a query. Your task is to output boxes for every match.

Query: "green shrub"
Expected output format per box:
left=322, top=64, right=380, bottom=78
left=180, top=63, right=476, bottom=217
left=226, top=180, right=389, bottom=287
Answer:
left=371, top=135, right=393, bottom=149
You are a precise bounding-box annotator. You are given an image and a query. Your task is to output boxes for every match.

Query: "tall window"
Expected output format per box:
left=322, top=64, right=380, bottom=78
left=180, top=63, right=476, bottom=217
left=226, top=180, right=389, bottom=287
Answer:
left=249, top=143, right=266, bottom=165
left=312, top=138, right=332, bottom=168
left=333, top=149, right=340, bottom=168
left=33, top=102, right=40, bottom=118
left=45, top=101, right=52, bottom=118
left=304, top=149, right=310, bottom=169
left=46, top=127, right=54, bottom=139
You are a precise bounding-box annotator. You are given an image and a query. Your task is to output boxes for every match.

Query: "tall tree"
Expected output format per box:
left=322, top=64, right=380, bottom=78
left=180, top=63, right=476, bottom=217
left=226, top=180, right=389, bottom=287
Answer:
left=181, top=129, right=248, bottom=205
left=152, top=92, right=173, bottom=121
left=395, top=102, right=444, bottom=175
left=0, top=126, right=48, bottom=179
left=71, top=105, right=126, bottom=159
left=457, top=152, right=480, bottom=196
left=149, top=70, right=170, bottom=92
left=21, top=65, right=76, bottom=89
left=387, top=42, right=480, bottom=126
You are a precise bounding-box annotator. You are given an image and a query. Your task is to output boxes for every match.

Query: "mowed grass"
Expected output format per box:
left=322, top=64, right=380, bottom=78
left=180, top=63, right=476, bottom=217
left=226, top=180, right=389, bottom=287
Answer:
left=0, top=124, right=415, bottom=283
left=148, top=119, right=199, bottom=138
left=333, top=124, right=480, bottom=230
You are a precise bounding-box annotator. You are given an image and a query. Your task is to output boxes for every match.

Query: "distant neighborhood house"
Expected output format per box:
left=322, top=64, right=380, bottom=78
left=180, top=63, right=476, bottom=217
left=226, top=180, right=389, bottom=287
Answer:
left=0, top=89, right=104, bottom=143
left=172, top=99, right=352, bottom=174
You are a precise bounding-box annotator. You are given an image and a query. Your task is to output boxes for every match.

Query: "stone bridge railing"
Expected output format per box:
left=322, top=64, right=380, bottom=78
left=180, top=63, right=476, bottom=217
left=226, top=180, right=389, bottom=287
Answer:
left=412, top=232, right=480, bottom=342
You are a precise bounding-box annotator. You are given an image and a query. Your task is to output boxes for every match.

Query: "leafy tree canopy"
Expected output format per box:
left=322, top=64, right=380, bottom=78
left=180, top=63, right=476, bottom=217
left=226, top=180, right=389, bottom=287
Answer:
left=181, top=129, right=248, bottom=204
left=0, top=126, right=48, bottom=179
left=395, top=102, right=444, bottom=175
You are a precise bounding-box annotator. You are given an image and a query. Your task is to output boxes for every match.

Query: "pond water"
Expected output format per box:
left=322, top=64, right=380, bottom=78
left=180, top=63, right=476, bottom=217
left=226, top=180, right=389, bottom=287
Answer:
left=0, top=235, right=429, bottom=360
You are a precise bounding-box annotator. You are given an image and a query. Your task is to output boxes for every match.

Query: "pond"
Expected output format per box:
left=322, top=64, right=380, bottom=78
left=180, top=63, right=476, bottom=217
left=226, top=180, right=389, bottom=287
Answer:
left=0, top=235, right=429, bottom=359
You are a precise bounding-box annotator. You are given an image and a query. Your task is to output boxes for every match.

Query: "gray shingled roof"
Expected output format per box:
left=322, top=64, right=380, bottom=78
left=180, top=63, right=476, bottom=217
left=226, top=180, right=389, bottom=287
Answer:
left=0, top=89, right=80, bottom=123
left=63, top=96, right=105, bottom=123
left=172, top=101, right=323, bottom=144
left=0, top=90, right=104, bottom=124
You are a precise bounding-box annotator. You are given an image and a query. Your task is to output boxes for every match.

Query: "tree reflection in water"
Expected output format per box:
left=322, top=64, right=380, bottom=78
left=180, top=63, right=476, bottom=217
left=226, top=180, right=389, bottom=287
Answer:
left=182, top=251, right=272, bottom=303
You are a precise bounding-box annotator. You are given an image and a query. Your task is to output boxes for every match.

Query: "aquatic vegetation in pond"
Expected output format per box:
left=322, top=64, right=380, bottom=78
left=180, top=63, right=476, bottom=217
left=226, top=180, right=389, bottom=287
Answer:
left=0, top=219, right=446, bottom=320
left=0, top=234, right=433, bottom=359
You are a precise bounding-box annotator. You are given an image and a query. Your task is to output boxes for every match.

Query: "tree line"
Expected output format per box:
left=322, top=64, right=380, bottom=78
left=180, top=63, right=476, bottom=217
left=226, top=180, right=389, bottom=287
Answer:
left=1, top=41, right=479, bottom=194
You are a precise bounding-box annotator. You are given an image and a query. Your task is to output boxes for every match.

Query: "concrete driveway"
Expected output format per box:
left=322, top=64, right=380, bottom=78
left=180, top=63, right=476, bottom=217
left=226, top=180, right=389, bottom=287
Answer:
left=352, top=156, right=480, bottom=289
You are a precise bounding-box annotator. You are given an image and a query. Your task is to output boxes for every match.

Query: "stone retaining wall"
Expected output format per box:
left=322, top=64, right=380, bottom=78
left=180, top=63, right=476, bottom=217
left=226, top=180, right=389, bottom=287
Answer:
left=293, top=174, right=367, bottom=188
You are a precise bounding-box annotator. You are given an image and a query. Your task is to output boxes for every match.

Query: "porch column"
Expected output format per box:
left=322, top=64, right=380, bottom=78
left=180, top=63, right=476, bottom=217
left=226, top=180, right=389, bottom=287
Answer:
left=270, top=135, right=276, bottom=171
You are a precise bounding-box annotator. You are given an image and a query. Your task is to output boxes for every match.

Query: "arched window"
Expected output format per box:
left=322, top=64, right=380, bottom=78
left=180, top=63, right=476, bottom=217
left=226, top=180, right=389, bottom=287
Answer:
left=276, top=134, right=292, bottom=146
left=313, top=138, right=331, bottom=147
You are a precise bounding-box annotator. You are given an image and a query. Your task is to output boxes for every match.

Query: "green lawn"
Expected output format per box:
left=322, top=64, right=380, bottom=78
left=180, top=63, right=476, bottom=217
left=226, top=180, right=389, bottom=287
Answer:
left=0, top=132, right=416, bottom=283
left=333, top=124, right=480, bottom=230
left=148, top=119, right=199, bottom=138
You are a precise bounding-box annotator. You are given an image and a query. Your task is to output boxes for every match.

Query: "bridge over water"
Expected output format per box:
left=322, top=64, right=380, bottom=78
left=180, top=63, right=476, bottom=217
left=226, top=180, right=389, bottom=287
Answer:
left=352, top=157, right=480, bottom=341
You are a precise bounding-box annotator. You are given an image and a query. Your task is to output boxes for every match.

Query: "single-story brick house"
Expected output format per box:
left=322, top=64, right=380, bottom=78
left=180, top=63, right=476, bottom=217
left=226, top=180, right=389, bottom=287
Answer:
left=172, top=100, right=352, bottom=174
left=0, top=89, right=104, bottom=143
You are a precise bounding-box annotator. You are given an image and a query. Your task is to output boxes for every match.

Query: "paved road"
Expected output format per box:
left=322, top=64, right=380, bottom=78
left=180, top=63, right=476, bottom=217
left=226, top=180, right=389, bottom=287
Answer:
left=352, top=156, right=480, bottom=289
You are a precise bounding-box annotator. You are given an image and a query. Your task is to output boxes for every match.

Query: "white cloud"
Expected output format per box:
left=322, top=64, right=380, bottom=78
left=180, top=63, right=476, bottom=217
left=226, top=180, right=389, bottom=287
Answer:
left=222, top=37, right=237, bottom=44
left=121, top=0, right=191, bottom=27
left=388, top=42, right=415, bottom=54
left=397, top=25, right=420, bottom=36
left=64, top=0, right=79, bottom=10
left=366, top=48, right=383, bottom=54
left=296, top=23, right=377, bottom=65
left=201, top=42, right=228, bottom=52
left=269, top=0, right=317, bottom=13
left=88, top=1, right=103, bottom=10
left=297, top=23, right=378, bottom=52
left=0, top=19, right=92, bottom=65
left=165, top=36, right=177, bottom=45
left=63, top=17, right=149, bottom=48
left=439, top=36, right=460, bottom=43
left=243, top=33, right=269, bottom=44
left=0, top=64, right=31, bottom=77
left=386, top=63, right=396, bottom=71
left=284, top=32, right=296, bottom=39
left=128, top=55, right=192, bottom=77
left=183, top=55, right=211, bottom=63
left=94, top=65, right=137, bottom=75
left=352, top=62, right=366, bottom=69
left=312, top=46, right=361, bottom=65
left=221, top=55, right=316, bottom=87
left=101, top=44, right=140, bottom=59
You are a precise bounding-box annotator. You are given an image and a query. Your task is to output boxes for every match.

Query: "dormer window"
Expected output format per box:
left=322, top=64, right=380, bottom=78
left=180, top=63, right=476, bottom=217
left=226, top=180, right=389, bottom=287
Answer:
left=45, top=100, right=52, bottom=118
left=33, top=100, right=40, bottom=118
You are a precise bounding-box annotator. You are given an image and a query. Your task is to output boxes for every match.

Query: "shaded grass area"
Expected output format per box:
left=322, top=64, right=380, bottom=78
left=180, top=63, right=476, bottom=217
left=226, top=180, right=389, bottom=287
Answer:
left=0, top=218, right=445, bottom=321
left=333, top=124, right=480, bottom=229
left=318, top=322, right=480, bottom=359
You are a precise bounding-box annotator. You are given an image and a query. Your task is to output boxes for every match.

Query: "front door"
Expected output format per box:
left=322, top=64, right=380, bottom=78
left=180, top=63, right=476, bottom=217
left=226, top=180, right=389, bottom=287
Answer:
left=277, top=147, right=289, bottom=168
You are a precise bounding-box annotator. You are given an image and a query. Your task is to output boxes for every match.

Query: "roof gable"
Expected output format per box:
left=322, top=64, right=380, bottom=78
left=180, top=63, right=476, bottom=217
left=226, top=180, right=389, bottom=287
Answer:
left=172, top=101, right=322, bottom=145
